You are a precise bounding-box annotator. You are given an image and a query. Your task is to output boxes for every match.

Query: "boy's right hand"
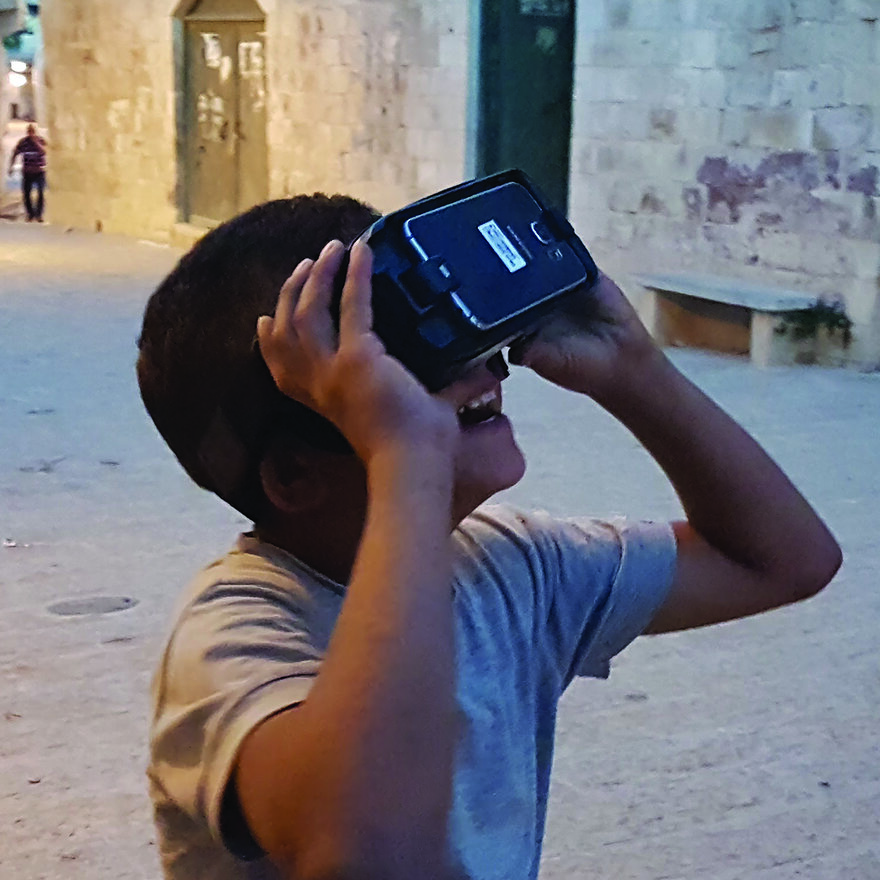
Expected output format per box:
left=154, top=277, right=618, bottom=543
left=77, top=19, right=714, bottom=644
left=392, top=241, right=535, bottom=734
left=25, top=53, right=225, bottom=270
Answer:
left=509, top=272, right=663, bottom=408
left=257, top=239, right=459, bottom=465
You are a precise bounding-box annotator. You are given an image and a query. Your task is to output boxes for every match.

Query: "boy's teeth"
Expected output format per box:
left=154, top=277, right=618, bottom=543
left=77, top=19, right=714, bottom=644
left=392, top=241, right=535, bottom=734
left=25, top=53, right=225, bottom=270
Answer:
left=458, top=390, right=497, bottom=413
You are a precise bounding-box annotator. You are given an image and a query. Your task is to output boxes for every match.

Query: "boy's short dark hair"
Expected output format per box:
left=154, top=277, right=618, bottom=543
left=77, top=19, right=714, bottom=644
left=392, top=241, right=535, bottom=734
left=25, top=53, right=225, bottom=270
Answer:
left=137, top=194, right=380, bottom=521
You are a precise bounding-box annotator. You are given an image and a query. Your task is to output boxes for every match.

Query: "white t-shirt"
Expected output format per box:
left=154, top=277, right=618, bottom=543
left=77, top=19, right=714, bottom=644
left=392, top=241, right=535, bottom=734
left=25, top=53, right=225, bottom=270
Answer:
left=148, top=505, right=676, bottom=880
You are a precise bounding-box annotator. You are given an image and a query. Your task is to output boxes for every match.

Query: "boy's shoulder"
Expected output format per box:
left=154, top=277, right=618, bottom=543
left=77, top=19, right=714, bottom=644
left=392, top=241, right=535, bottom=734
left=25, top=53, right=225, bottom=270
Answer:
left=456, top=502, right=643, bottom=559
left=157, top=534, right=344, bottom=677
left=181, top=533, right=343, bottom=608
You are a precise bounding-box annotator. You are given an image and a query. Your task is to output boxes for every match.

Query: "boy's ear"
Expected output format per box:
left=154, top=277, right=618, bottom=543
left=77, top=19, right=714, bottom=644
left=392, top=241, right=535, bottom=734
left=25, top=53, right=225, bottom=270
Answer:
left=259, top=447, right=327, bottom=514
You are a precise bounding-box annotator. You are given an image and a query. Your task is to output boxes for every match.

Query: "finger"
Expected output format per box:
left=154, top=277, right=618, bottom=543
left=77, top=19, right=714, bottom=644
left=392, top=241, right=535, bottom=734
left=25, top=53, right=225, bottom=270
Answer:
left=508, top=332, right=538, bottom=366
left=256, top=314, right=273, bottom=354
left=338, top=239, right=374, bottom=339
left=271, top=257, right=314, bottom=332
left=297, top=239, right=345, bottom=320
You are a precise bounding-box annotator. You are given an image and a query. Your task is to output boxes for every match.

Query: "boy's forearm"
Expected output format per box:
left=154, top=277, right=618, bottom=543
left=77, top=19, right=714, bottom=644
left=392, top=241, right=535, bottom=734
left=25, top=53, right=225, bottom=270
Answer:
left=314, top=443, right=457, bottom=784
left=601, top=348, right=840, bottom=589
left=246, top=444, right=459, bottom=879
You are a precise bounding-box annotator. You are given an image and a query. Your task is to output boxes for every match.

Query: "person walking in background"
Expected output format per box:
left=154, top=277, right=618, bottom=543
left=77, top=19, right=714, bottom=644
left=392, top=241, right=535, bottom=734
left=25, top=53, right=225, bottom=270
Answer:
left=8, top=123, right=47, bottom=223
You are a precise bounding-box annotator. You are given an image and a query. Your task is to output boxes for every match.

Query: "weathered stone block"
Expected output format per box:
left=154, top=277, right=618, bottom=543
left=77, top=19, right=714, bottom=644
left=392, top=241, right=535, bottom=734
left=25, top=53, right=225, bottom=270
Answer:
left=792, top=0, right=844, bottom=22
left=845, top=0, right=879, bottom=21
left=842, top=238, right=880, bottom=280
left=843, top=66, right=880, bottom=107
left=771, top=67, right=843, bottom=109
left=749, top=30, right=781, bottom=57
left=595, top=138, right=684, bottom=177
left=572, top=139, right=601, bottom=175
left=609, top=178, right=647, bottom=214
left=679, top=0, right=729, bottom=28
left=845, top=278, right=880, bottom=324
left=746, top=0, right=789, bottom=30
left=575, top=66, right=643, bottom=103
left=648, top=107, right=678, bottom=140
left=725, top=71, right=774, bottom=108
left=438, top=31, right=466, bottom=67
left=678, top=29, right=719, bottom=69
left=670, top=68, right=726, bottom=107
left=749, top=109, right=814, bottom=150
left=588, top=28, right=677, bottom=67
left=575, top=2, right=611, bottom=34
left=756, top=231, right=804, bottom=272
left=676, top=107, right=725, bottom=144
left=814, top=106, right=873, bottom=150
left=799, top=234, right=854, bottom=276
left=624, top=67, right=692, bottom=106
left=581, top=102, right=651, bottom=139
left=605, top=212, right=637, bottom=247
left=779, top=21, right=875, bottom=67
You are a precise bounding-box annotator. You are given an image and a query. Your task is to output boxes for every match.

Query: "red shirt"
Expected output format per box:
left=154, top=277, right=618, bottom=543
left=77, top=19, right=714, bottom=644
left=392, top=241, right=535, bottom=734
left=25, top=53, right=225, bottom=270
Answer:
left=12, top=135, right=46, bottom=174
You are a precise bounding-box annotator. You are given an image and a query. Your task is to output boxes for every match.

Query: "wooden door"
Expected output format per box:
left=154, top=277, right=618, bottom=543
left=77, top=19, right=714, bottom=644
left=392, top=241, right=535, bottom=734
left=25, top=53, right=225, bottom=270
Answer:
left=477, top=0, right=575, bottom=213
left=182, top=0, right=267, bottom=225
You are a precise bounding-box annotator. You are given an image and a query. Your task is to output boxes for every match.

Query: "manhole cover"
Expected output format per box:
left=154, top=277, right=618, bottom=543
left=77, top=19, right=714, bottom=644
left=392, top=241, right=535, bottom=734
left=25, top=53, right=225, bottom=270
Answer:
left=47, top=596, right=138, bottom=616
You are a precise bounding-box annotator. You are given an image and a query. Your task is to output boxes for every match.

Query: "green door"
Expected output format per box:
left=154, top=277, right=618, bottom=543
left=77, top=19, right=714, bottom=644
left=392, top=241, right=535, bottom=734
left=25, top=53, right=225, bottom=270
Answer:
left=477, top=0, right=575, bottom=213
left=183, top=0, right=267, bottom=225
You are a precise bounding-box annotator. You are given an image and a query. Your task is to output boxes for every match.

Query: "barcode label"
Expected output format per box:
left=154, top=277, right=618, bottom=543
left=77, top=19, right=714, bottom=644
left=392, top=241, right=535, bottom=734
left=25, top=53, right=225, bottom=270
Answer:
left=478, top=220, right=526, bottom=273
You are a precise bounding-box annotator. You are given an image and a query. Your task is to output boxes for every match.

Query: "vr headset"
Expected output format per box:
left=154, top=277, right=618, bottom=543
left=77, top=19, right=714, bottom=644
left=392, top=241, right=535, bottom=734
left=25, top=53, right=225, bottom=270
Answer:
left=215, top=171, right=599, bottom=509
left=335, top=169, right=599, bottom=391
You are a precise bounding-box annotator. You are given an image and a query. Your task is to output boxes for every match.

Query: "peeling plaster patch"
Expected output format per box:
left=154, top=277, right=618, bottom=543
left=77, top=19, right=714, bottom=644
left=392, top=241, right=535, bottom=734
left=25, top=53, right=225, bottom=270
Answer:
left=757, top=211, right=784, bottom=226
left=196, top=91, right=228, bottom=143
left=696, top=151, right=839, bottom=223
left=219, top=56, right=233, bottom=83
left=201, top=33, right=222, bottom=68
left=239, top=41, right=266, bottom=112
left=756, top=151, right=821, bottom=189
left=696, top=157, right=764, bottom=223
left=847, top=165, right=879, bottom=197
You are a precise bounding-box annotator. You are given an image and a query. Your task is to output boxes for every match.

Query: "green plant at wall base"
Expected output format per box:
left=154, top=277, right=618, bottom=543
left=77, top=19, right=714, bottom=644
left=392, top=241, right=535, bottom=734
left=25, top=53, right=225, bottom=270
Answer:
left=774, top=301, right=853, bottom=347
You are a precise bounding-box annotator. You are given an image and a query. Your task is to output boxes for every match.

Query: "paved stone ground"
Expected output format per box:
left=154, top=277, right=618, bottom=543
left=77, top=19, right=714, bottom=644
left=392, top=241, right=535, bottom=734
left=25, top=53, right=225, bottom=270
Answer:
left=1, top=221, right=878, bottom=880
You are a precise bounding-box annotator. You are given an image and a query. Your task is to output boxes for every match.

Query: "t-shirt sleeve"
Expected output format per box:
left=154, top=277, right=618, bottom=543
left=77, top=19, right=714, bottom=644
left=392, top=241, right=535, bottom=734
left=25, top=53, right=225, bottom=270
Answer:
left=538, top=514, right=676, bottom=686
left=149, top=580, right=323, bottom=859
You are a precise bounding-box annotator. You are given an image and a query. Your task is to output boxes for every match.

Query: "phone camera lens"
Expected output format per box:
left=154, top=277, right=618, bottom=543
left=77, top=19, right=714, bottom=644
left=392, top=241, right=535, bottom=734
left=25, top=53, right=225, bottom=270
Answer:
left=530, top=220, right=554, bottom=244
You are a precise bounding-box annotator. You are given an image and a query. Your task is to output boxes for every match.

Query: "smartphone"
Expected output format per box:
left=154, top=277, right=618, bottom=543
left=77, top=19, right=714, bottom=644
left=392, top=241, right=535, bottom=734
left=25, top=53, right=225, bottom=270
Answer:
left=336, top=169, right=599, bottom=390
left=402, top=179, right=589, bottom=330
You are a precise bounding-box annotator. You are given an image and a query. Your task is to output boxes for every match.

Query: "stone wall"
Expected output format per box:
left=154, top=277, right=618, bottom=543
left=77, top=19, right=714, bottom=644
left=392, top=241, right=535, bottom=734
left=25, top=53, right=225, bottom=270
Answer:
left=41, top=0, right=178, bottom=239
left=39, top=0, right=880, bottom=365
left=40, top=0, right=470, bottom=241
left=268, top=1, right=470, bottom=213
left=570, top=0, right=880, bottom=366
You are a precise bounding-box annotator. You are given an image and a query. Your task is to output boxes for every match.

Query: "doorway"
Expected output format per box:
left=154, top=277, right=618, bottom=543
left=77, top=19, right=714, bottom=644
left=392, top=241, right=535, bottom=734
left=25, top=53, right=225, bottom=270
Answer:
left=476, top=0, right=575, bottom=213
left=179, top=0, right=268, bottom=226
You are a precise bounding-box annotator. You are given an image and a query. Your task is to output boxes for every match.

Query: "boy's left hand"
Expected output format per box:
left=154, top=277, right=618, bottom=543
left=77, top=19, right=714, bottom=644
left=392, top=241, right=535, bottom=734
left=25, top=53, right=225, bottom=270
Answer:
left=508, top=272, right=661, bottom=404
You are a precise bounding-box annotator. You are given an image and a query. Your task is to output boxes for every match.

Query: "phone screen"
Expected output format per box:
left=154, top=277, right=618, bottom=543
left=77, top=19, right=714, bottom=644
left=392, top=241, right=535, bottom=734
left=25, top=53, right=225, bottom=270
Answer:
left=402, top=181, right=587, bottom=328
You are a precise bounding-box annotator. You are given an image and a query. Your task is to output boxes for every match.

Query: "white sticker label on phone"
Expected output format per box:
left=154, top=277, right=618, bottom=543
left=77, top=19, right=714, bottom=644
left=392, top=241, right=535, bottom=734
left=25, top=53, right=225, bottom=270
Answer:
left=478, top=220, right=526, bottom=273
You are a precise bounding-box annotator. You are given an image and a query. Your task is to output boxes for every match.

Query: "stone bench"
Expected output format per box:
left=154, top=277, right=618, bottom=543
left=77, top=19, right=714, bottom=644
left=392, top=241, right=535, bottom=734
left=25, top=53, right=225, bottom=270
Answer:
left=633, top=273, right=817, bottom=367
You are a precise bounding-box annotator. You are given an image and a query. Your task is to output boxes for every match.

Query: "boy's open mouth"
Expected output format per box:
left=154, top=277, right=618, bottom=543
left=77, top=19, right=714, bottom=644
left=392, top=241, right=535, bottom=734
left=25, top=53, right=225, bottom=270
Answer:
left=457, top=388, right=502, bottom=427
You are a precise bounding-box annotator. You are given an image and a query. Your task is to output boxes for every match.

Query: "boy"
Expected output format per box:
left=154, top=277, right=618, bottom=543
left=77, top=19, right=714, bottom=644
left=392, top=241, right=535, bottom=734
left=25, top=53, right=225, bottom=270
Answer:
left=138, top=194, right=841, bottom=880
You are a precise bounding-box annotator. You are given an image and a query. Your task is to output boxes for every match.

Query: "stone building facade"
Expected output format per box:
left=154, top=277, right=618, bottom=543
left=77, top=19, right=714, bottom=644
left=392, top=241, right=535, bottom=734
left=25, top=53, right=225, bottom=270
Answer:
left=41, top=0, right=471, bottom=240
left=41, top=0, right=880, bottom=366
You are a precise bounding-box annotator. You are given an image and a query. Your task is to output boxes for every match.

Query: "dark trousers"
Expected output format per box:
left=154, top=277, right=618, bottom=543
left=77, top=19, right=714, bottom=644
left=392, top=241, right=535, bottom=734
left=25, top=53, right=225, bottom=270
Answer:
left=22, top=171, right=45, bottom=221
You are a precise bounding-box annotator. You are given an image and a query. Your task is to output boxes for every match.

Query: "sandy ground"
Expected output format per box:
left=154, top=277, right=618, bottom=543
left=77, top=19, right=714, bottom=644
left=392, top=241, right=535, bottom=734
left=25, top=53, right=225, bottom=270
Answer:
left=1, top=221, right=878, bottom=879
